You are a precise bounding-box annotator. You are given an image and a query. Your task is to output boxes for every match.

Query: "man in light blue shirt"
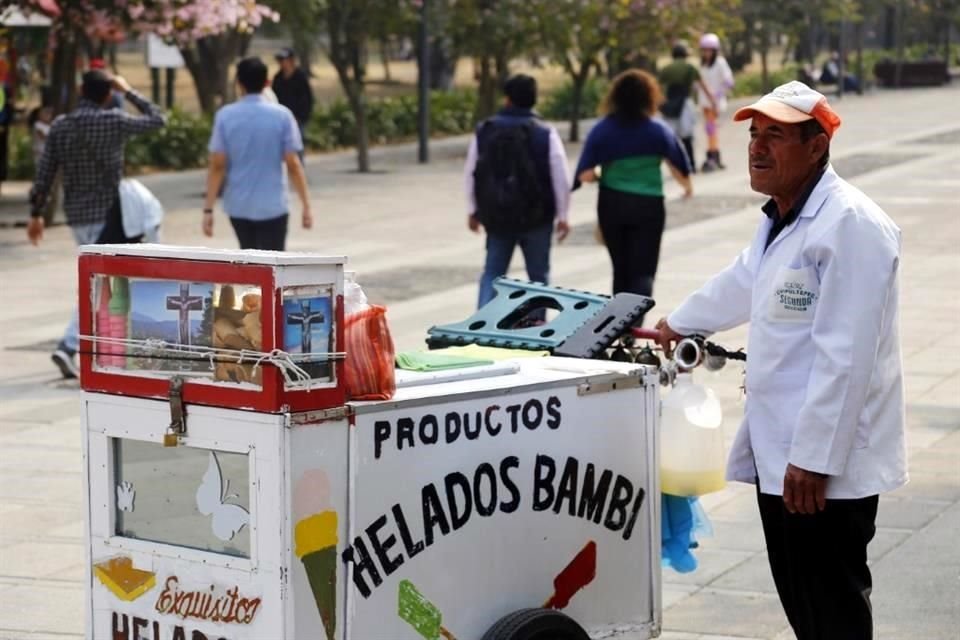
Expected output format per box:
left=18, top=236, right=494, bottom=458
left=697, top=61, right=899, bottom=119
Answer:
left=203, top=57, right=312, bottom=250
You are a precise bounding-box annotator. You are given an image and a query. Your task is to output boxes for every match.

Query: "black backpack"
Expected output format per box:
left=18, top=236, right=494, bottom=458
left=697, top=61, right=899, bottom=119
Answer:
left=661, top=83, right=689, bottom=118
left=473, top=120, right=547, bottom=233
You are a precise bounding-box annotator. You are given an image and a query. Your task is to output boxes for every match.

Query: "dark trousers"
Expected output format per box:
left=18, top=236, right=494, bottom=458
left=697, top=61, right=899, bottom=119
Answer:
left=478, top=222, right=553, bottom=309
left=229, top=214, right=289, bottom=251
left=681, top=137, right=696, bottom=173
left=597, top=187, right=665, bottom=314
left=757, top=486, right=879, bottom=640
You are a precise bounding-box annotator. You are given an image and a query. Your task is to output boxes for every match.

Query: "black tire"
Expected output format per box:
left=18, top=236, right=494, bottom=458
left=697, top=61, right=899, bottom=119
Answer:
left=481, top=608, right=590, bottom=640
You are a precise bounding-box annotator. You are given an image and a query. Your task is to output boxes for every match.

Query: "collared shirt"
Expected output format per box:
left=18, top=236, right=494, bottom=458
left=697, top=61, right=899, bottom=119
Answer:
left=463, top=114, right=571, bottom=222
left=30, top=92, right=165, bottom=226
left=762, top=168, right=826, bottom=251
left=209, top=95, right=303, bottom=221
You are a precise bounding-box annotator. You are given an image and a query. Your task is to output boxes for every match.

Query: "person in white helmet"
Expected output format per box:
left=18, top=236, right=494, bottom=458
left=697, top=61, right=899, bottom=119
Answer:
left=697, top=33, right=734, bottom=172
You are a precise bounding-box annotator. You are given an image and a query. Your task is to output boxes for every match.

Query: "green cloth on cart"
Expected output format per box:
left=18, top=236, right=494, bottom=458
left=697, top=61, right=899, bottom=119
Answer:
left=440, top=344, right=550, bottom=361
left=395, top=350, right=495, bottom=372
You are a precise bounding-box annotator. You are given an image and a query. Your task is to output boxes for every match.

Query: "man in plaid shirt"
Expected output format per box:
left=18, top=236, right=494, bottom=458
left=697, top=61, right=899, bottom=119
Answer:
left=27, top=70, right=165, bottom=379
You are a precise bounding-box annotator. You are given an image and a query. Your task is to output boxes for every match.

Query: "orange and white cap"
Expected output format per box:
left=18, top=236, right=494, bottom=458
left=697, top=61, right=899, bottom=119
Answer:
left=733, top=81, right=842, bottom=138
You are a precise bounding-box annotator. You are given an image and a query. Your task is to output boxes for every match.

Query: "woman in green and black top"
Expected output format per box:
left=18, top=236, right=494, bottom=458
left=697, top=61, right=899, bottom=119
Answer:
left=574, top=70, right=693, bottom=310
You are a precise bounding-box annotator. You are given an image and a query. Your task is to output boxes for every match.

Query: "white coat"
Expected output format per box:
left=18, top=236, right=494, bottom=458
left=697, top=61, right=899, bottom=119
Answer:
left=668, top=167, right=907, bottom=499
left=697, top=56, right=734, bottom=113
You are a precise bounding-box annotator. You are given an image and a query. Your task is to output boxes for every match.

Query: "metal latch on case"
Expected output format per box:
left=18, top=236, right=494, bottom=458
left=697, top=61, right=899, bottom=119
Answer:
left=164, top=376, right=186, bottom=447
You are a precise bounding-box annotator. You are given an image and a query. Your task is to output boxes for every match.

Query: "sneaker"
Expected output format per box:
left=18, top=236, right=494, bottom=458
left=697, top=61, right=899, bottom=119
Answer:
left=51, top=344, right=79, bottom=379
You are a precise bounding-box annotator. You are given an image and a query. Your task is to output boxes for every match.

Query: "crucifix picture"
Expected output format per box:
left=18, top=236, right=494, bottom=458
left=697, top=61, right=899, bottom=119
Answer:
left=283, top=287, right=334, bottom=383
left=287, top=301, right=326, bottom=354
left=125, top=279, right=214, bottom=374
left=166, top=283, right=205, bottom=347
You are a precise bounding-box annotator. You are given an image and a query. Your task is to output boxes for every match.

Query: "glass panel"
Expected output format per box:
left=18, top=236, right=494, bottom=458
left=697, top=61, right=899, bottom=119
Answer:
left=282, top=285, right=335, bottom=386
left=114, top=439, right=251, bottom=558
left=91, top=276, right=263, bottom=387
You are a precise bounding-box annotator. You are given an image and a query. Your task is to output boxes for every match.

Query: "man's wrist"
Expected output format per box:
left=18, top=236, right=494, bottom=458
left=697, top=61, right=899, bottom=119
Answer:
left=202, top=208, right=213, bottom=215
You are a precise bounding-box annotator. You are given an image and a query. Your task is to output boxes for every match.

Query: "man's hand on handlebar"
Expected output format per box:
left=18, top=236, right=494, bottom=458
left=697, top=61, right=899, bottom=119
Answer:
left=654, top=317, right=683, bottom=357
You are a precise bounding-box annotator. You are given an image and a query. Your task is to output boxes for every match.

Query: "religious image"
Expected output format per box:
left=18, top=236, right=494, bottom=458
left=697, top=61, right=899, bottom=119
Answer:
left=282, top=286, right=334, bottom=382
left=125, top=279, right=214, bottom=373
left=211, top=284, right=264, bottom=386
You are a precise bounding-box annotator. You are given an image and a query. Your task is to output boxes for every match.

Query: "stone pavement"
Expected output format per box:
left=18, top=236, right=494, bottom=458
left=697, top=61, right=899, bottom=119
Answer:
left=0, top=85, right=958, bottom=639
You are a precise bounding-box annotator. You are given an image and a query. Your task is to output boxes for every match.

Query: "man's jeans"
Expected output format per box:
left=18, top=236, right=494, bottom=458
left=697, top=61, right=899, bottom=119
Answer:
left=62, top=222, right=106, bottom=354
left=478, top=223, right=553, bottom=309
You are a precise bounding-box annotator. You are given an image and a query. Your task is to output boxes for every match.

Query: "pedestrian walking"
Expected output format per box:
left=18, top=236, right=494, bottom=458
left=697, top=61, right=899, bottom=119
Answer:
left=202, top=57, right=313, bottom=251
left=464, top=74, right=571, bottom=312
left=697, top=33, right=734, bottom=172
left=659, top=41, right=717, bottom=172
left=27, top=70, right=166, bottom=379
left=655, top=81, right=906, bottom=640
left=574, top=69, right=692, bottom=315
left=272, top=47, right=314, bottom=158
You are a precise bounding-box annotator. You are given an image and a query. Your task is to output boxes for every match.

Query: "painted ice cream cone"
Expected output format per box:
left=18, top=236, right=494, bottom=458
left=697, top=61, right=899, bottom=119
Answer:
left=294, top=470, right=338, bottom=640
left=295, top=511, right=338, bottom=640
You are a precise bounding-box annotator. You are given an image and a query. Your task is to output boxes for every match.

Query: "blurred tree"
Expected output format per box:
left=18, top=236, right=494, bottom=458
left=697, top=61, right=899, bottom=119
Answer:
left=128, top=0, right=279, bottom=114
left=6, top=0, right=278, bottom=114
left=266, top=0, right=323, bottom=77
left=310, top=0, right=408, bottom=172
left=537, top=0, right=741, bottom=141
left=448, top=0, right=540, bottom=121
left=534, top=0, right=614, bottom=142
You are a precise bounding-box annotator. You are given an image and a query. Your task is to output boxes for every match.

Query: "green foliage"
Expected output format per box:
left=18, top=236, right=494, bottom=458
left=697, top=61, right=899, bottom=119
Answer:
left=125, top=109, right=212, bottom=171
left=8, top=126, right=35, bottom=181
left=540, top=77, right=609, bottom=120
left=732, top=65, right=800, bottom=97
left=304, top=89, right=477, bottom=150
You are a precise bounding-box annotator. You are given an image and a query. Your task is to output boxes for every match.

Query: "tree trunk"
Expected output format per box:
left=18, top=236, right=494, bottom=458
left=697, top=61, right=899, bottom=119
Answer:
left=855, top=22, right=864, bottom=95
left=50, top=25, right=79, bottom=116
left=568, top=66, right=590, bottom=143
left=893, top=0, right=905, bottom=87
left=495, top=52, right=510, bottom=86
left=180, top=31, right=245, bottom=114
left=348, top=89, right=370, bottom=172
left=429, top=37, right=457, bottom=90
left=180, top=47, right=217, bottom=114
left=292, top=33, right=315, bottom=78
left=760, top=24, right=770, bottom=93
left=475, top=55, right=498, bottom=123
left=379, top=37, right=392, bottom=82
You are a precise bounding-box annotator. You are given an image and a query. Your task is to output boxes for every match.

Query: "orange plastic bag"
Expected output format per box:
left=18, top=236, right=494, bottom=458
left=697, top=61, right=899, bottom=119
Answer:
left=344, top=304, right=396, bottom=400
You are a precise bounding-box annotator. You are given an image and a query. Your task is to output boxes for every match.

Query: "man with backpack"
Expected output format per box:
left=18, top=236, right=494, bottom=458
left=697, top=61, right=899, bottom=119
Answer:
left=464, top=74, right=571, bottom=310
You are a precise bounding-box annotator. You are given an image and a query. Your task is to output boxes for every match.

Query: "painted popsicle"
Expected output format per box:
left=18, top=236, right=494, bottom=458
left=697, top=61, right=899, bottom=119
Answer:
left=96, top=278, right=112, bottom=368
left=398, top=579, right=457, bottom=640
left=544, top=540, right=597, bottom=610
left=108, top=277, right=130, bottom=368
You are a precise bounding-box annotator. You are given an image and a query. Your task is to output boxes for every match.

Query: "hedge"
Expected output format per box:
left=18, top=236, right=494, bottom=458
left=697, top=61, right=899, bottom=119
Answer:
left=7, top=89, right=479, bottom=179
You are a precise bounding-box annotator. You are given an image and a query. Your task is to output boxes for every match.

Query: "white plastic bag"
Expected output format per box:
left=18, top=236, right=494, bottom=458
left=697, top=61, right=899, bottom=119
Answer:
left=119, top=178, right=164, bottom=240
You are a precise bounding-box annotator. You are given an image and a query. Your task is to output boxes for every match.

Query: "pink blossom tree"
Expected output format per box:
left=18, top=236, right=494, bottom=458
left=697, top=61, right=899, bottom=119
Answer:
left=126, top=0, right=279, bottom=113
left=7, top=0, right=278, bottom=113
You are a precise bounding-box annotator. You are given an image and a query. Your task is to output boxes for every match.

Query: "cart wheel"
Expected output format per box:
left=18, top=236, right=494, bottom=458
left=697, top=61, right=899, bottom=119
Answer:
left=481, top=608, right=590, bottom=640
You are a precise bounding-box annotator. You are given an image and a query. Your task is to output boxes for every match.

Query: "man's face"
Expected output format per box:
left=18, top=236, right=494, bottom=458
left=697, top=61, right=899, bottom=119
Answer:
left=280, top=58, right=296, bottom=75
left=748, top=113, right=824, bottom=198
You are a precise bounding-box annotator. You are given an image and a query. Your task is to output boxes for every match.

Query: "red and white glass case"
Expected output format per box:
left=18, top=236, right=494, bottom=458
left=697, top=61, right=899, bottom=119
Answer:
left=78, top=245, right=346, bottom=413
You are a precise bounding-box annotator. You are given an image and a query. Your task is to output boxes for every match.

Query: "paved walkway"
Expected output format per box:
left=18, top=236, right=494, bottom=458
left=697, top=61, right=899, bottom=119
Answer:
left=0, top=85, right=958, bottom=639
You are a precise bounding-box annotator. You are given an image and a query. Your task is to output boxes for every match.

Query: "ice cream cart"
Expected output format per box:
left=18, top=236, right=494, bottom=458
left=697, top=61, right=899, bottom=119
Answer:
left=79, top=245, right=662, bottom=640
